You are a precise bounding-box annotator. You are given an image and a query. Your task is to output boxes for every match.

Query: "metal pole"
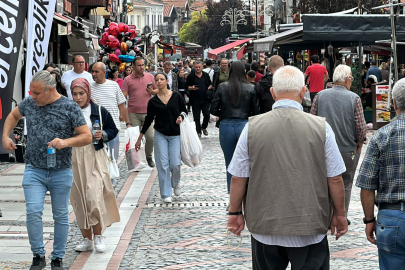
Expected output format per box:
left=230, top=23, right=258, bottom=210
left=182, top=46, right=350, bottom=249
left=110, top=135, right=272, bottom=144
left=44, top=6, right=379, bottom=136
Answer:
left=358, top=42, right=363, bottom=91
left=154, top=42, right=158, bottom=71
left=388, top=0, right=398, bottom=113
left=255, top=0, right=258, bottom=39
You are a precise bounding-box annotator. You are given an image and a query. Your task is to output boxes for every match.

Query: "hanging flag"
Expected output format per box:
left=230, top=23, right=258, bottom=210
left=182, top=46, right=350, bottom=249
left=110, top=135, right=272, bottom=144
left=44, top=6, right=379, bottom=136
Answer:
left=25, top=0, right=57, bottom=97
left=0, top=0, right=29, bottom=154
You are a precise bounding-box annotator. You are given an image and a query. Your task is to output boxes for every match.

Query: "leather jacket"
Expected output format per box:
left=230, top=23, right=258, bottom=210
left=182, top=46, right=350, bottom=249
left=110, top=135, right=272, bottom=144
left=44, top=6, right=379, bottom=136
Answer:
left=210, top=82, right=260, bottom=119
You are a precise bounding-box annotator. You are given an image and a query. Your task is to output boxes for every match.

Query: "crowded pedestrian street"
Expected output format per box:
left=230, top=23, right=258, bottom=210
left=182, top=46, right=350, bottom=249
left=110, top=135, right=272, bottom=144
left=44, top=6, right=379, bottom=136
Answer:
left=0, top=122, right=379, bottom=270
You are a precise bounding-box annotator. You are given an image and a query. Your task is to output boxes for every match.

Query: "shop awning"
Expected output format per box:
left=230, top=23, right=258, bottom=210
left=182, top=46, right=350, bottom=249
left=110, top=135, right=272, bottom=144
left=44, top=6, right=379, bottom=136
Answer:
left=207, top=39, right=252, bottom=60
left=53, top=13, right=71, bottom=26
left=302, top=14, right=405, bottom=42
left=253, top=26, right=302, bottom=52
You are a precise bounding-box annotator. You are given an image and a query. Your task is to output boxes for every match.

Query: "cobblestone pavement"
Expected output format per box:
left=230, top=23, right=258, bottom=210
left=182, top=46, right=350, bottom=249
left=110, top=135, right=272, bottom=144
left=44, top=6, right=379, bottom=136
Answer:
left=0, top=121, right=380, bottom=269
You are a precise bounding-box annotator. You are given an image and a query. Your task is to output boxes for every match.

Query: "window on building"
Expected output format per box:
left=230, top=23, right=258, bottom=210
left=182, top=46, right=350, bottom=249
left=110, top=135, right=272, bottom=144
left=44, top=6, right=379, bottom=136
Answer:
left=152, top=15, right=155, bottom=27
left=146, top=15, right=149, bottom=26
left=137, top=15, right=141, bottom=28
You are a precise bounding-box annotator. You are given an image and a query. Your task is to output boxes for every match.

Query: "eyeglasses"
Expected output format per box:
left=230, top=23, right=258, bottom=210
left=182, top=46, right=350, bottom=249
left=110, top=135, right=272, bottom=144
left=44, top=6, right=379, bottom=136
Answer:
left=348, top=76, right=354, bottom=81
left=74, top=62, right=85, bottom=64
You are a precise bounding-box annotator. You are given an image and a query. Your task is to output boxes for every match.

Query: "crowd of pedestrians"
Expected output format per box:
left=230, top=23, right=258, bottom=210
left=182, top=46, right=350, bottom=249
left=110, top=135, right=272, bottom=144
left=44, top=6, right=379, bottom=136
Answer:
left=3, top=53, right=405, bottom=270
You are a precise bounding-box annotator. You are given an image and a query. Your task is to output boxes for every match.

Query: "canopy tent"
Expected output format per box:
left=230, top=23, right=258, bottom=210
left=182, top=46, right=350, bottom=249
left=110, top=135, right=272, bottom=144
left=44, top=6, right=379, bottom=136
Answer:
left=253, top=26, right=303, bottom=52
left=302, top=14, right=405, bottom=42
left=207, top=39, right=252, bottom=60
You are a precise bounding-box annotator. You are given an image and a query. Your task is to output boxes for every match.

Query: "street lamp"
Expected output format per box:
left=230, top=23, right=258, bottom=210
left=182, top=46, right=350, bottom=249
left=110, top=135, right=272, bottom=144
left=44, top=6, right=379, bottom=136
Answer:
left=220, top=8, right=248, bottom=32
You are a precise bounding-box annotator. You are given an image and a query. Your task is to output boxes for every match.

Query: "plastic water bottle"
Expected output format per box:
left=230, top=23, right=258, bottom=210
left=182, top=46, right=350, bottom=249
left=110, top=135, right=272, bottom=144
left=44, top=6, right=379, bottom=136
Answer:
left=47, top=146, right=56, bottom=168
left=93, top=120, right=101, bottom=144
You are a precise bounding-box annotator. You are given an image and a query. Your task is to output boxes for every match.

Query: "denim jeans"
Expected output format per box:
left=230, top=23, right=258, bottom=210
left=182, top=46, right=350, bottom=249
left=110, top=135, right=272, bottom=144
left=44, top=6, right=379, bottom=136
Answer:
left=108, top=133, right=120, bottom=162
left=377, top=209, right=405, bottom=270
left=154, top=130, right=181, bottom=198
left=22, top=164, right=73, bottom=260
left=219, top=118, right=248, bottom=193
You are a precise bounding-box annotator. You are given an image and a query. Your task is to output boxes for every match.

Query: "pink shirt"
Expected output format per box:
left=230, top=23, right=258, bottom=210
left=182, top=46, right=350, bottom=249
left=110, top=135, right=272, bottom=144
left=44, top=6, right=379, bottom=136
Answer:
left=110, top=78, right=123, bottom=88
left=121, top=72, right=157, bottom=113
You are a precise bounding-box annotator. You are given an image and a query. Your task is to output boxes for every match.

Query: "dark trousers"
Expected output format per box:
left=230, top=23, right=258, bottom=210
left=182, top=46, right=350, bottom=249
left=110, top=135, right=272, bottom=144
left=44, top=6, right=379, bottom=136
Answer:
left=191, top=101, right=210, bottom=134
left=310, top=92, right=318, bottom=103
left=251, top=236, right=330, bottom=270
left=340, top=151, right=361, bottom=216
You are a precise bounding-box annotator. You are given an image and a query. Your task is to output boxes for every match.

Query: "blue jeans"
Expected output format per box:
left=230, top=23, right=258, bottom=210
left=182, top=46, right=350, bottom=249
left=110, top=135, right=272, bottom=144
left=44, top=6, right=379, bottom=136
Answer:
left=377, top=209, right=405, bottom=270
left=22, top=165, right=73, bottom=260
left=219, top=118, right=248, bottom=193
left=154, top=131, right=181, bottom=198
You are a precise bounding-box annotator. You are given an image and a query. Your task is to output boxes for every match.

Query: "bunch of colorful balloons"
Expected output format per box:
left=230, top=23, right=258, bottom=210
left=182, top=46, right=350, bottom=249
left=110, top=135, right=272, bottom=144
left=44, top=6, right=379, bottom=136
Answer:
left=98, top=22, right=143, bottom=73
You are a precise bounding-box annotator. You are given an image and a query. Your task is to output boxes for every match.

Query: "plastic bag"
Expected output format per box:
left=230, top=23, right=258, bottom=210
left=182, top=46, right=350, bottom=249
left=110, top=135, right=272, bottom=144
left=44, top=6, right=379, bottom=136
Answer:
left=180, top=113, right=203, bottom=167
left=302, top=89, right=312, bottom=107
left=125, top=127, right=146, bottom=172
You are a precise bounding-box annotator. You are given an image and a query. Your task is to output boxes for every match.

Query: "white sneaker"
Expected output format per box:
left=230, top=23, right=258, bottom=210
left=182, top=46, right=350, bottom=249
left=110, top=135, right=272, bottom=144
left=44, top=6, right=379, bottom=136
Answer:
left=163, top=197, right=172, bottom=203
left=94, top=235, right=106, bottom=253
left=75, top=237, right=93, bottom=252
left=174, top=185, right=181, bottom=196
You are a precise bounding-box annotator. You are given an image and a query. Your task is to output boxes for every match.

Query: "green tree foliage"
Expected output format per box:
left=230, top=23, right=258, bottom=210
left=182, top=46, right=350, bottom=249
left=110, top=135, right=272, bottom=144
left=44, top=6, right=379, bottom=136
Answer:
left=178, top=0, right=256, bottom=48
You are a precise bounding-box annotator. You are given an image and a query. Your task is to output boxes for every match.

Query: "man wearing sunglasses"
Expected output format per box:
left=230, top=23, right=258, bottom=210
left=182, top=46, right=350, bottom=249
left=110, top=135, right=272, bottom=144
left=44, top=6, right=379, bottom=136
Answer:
left=311, top=64, right=367, bottom=226
left=61, top=55, right=94, bottom=100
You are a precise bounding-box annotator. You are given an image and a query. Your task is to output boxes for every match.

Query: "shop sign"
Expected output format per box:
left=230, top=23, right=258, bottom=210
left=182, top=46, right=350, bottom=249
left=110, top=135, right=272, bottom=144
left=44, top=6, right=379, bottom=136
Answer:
left=254, top=43, right=272, bottom=52
left=0, top=0, right=29, bottom=154
left=376, top=85, right=390, bottom=122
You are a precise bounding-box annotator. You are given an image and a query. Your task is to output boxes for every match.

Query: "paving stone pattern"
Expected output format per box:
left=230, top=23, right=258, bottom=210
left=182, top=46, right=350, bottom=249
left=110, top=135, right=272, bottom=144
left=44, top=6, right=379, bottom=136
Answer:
left=0, top=121, right=380, bottom=269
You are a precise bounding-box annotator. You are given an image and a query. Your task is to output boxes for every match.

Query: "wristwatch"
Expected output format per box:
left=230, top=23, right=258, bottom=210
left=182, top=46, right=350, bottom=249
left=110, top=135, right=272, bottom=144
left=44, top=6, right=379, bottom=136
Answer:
left=363, top=217, right=376, bottom=224
left=228, top=211, right=243, bottom=216
left=126, top=122, right=131, bottom=127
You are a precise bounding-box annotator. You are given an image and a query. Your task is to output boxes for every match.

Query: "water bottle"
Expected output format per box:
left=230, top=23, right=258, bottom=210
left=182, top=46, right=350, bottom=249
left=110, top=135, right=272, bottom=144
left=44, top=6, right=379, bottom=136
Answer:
left=92, top=120, right=101, bottom=144
left=47, top=146, right=56, bottom=168
left=184, top=95, right=189, bottom=104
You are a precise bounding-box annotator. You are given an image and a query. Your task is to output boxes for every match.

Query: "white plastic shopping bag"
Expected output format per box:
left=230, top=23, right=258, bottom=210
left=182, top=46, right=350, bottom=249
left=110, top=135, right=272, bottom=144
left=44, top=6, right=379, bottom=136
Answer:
left=125, top=127, right=146, bottom=172
left=180, top=112, right=203, bottom=167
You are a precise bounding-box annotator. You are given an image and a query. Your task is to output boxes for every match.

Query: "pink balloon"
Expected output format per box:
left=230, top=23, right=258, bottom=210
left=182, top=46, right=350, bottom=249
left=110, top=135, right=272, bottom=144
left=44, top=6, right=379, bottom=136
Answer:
left=115, top=49, right=121, bottom=56
left=108, top=35, right=116, bottom=42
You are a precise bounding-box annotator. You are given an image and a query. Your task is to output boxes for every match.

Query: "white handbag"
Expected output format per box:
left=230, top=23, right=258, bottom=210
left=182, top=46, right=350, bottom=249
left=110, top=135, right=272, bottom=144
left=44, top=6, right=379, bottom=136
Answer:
left=98, top=105, right=120, bottom=179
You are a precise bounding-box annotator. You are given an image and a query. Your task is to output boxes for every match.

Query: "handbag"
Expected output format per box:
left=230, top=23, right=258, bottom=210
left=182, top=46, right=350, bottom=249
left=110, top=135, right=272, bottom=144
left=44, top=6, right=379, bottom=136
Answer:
left=98, top=105, right=120, bottom=178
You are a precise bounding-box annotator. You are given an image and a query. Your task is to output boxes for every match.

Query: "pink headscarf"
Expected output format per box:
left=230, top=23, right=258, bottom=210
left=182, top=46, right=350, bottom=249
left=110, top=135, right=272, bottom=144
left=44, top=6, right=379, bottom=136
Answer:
left=70, top=78, right=93, bottom=109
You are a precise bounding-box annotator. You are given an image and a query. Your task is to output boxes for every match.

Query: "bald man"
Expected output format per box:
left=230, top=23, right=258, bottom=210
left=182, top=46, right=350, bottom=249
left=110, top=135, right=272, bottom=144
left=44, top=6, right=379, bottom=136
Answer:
left=61, top=55, right=94, bottom=100
left=254, top=55, right=284, bottom=113
left=91, top=62, right=131, bottom=172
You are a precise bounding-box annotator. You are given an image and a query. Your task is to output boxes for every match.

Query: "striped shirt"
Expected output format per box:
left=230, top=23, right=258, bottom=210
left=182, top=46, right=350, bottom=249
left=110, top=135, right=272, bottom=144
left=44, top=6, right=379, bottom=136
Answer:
left=91, top=80, right=126, bottom=130
left=228, top=99, right=346, bottom=247
left=356, top=113, right=405, bottom=203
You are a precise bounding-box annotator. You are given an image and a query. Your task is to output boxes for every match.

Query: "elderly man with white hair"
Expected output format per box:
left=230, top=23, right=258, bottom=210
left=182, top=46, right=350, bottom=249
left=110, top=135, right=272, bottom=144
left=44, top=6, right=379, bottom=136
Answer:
left=227, top=65, right=347, bottom=270
left=311, top=64, right=367, bottom=225
left=356, top=78, right=405, bottom=270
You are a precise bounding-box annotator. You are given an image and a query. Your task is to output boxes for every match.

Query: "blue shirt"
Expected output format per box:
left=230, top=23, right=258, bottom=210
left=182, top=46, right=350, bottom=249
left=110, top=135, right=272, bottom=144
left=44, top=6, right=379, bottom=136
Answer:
left=366, top=66, right=382, bottom=82
left=228, top=99, right=346, bottom=247
left=19, top=96, right=86, bottom=169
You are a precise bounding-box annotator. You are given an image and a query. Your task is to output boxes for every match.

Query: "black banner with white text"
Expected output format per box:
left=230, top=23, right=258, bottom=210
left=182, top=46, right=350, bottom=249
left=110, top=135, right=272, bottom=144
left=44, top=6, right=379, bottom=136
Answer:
left=0, top=0, right=28, bottom=154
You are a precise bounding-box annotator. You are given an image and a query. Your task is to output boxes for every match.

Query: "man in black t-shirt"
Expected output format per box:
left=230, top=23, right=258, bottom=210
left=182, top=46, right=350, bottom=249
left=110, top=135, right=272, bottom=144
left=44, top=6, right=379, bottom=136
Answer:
left=185, top=61, right=212, bottom=137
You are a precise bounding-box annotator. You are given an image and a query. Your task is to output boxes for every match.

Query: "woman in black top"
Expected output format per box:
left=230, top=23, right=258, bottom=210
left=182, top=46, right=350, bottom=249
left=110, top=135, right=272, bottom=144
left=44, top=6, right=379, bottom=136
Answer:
left=135, top=73, right=187, bottom=203
left=210, top=61, right=259, bottom=195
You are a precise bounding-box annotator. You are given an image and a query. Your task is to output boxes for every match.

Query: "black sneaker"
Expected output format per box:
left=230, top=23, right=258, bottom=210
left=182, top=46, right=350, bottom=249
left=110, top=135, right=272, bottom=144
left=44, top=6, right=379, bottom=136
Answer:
left=202, top=129, right=208, bottom=136
left=347, top=219, right=351, bottom=225
left=146, top=157, right=155, bottom=167
left=51, top=258, right=63, bottom=270
left=30, top=254, right=46, bottom=270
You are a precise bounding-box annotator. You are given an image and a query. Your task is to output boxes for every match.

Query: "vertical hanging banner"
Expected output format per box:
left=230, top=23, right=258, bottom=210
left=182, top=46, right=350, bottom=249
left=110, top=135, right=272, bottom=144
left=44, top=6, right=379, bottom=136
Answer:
left=25, top=0, right=56, bottom=97
left=0, top=0, right=29, bottom=154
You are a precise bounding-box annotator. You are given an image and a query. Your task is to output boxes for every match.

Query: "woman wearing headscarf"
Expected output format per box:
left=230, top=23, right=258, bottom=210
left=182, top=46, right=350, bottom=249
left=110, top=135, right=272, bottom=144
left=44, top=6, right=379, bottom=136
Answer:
left=69, top=78, right=120, bottom=253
